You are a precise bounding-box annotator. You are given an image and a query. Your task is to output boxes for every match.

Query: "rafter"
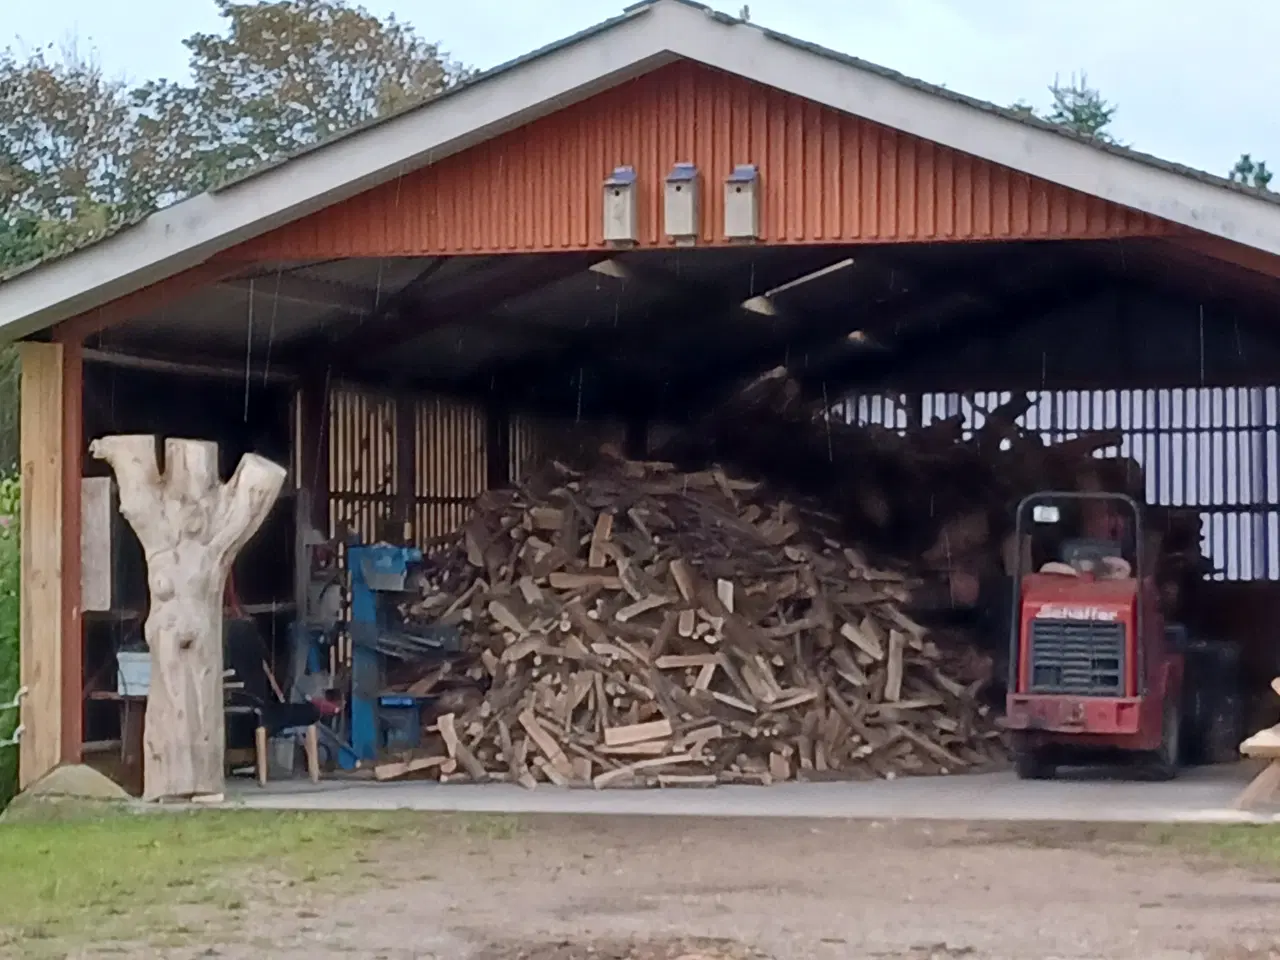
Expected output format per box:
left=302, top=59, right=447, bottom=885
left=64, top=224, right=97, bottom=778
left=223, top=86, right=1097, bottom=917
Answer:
left=220, top=271, right=384, bottom=316
left=331, top=252, right=611, bottom=364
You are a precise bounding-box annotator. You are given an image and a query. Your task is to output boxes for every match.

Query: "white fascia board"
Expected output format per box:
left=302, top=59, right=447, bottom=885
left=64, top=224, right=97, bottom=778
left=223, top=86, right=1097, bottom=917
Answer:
left=0, top=7, right=676, bottom=341
left=662, top=3, right=1280, bottom=258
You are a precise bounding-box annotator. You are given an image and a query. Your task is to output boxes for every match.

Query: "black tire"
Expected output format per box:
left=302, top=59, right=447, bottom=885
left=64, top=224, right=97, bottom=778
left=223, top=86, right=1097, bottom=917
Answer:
left=1014, top=745, right=1055, bottom=780
left=1144, top=698, right=1181, bottom=781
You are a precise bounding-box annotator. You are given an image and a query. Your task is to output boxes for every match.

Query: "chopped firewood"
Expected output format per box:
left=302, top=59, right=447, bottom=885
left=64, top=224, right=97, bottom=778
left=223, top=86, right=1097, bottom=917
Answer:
left=599, top=741, right=671, bottom=756
left=436, top=713, right=460, bottom=755
left=616, top=595, right=672, bottom=622
left=842, top=620, right=883, bottom=661
left=656, top=774, right=718, bottom=788
left=374, top=753, right=451, bottom=781
left=885, top=630, right=906, bottom=702
left=536, top=757, right=571, bottom=786
left=548, top=572, right=622, bottom=590
left=604, top=718, right=673, bottom=747
left=517, top=576, right=544, bottom=604
left=488, top=600, right=527, bottom=636
left=669, top=559, right=696, bottom=601
left=694, top=661, right=717, bottom=691
left=655, top=654, right=720, bottom=670
left=588, top=511, right=615, bottom=568
left=593, top=753, right=696, bottom=788
left=518, top=710, right=575, bottom=780
left=528, top=506, right=564, bottom=531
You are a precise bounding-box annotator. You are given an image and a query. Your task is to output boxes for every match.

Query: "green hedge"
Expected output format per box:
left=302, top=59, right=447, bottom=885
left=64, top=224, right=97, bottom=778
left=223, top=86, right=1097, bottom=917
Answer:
left=0, top=475, right=19, bottom=809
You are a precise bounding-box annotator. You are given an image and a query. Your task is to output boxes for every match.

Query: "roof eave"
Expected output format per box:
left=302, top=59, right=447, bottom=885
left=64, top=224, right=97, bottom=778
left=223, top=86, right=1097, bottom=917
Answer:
left=6, top=0, right=1280, bottom=344
left=663, top=16, right=1280, bottom=254
left=0, top=3, right=677, bottom=342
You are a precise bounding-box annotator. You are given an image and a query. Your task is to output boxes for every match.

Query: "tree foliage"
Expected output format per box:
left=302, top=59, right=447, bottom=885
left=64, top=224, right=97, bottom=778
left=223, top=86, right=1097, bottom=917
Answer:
left=0, top=45, right=158, bottom=268
left=0, top=0, right=470, bottom=500
left=136, top=0, right=470, bottom=186
left=1045, top=73, right=1119, bottom=142
left=1017, top=74, right=1273, bottom=192
left=0, top=0, right=469, bottom=272
left=0, top=473, right=18, bottom=811
left=1012, top=72, right=1121, bottom=144
left=1230, top=153, right=1273, bottom=191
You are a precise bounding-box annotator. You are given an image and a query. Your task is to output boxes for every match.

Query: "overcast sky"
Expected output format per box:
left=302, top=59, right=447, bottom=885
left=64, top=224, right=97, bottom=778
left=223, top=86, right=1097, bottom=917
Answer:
left=5, top=0, right=1277, bottom=179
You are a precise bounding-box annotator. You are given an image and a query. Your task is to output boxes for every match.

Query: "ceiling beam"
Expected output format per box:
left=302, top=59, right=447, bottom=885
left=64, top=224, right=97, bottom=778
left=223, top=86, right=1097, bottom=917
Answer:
left=220, top=271, right=385, bottom=315
left=475, top=249, right=869, bottom=398
left=337, top=252, right=611, bottom=364
left=804, top=270, right=1109, bottom=394
left=283, top=259, right=449, bottom=362
left=524, top=250, right=1078, bottom=413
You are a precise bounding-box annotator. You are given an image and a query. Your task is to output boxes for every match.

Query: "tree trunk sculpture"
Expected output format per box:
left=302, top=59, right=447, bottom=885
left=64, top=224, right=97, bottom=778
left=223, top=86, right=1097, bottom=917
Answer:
left=90, top=436, right=287, bottom=801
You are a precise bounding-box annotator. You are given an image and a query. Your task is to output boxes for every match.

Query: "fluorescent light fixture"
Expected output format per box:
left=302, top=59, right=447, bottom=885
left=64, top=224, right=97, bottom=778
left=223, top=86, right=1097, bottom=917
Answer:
left=589, top=259, right=629, bottom=279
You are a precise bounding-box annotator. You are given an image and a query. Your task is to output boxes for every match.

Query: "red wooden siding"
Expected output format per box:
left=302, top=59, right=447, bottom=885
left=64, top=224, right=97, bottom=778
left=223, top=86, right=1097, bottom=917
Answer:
left=231, top=60, right=1177, bottom=260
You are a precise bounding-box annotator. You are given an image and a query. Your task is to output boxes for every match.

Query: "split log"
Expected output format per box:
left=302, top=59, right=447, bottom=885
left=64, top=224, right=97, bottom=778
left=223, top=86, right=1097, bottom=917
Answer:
left=90, top=436, right=286, bottom=802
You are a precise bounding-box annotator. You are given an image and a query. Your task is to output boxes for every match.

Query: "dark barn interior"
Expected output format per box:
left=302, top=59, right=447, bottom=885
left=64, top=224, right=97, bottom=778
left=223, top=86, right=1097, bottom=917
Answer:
left=71, top=235, right=1280, bottom=764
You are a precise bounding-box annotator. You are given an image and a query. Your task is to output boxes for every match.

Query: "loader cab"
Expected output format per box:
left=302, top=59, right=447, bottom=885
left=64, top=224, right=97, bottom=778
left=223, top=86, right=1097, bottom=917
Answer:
left=1005, top=492, right=1184, bottom=780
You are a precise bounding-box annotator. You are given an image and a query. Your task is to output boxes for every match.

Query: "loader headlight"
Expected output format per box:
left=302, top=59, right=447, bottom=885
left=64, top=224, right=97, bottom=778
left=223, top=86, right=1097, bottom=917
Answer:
left=1032, top=505, right=1061, bottom=524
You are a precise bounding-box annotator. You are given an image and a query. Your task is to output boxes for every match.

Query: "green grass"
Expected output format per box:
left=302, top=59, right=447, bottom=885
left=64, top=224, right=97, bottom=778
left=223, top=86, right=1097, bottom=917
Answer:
left=0, top=473, right=19, bottom=812
left=0, top=808, right=523, bottom=955
left=1142, top=822, right=1280, bottom=871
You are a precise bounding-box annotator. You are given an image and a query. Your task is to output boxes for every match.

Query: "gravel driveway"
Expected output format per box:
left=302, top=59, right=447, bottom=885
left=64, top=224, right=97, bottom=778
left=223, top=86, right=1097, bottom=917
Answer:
left=70, top=817, right=1280, bottom=960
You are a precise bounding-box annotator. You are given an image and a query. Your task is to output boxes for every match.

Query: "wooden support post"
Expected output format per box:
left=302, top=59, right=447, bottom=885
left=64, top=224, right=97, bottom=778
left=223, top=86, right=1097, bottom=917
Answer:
left=90, top=436, right=287, bottom=801
left=17, top=342, right=65, bottom=789
left=485, top=402, right=511, bottom=490
left=624, top=415, right=649, bottom=460
left=305, top=723, right=320, bottom=783
left=295, top=374, right=330, bottom=532
left=60, top=340, right=83, bottom=764
left=395, top=397, right=416, bottom=539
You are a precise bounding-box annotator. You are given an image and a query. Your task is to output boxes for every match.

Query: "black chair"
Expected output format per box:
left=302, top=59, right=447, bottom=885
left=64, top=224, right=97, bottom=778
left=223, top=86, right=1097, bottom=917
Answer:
left=224, top=616, right=321, bottom=785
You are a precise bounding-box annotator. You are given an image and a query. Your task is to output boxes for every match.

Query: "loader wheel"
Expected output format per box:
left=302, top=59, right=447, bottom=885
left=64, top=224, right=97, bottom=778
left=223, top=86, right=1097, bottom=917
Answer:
left=1144, top=699, right=1181, bottom=782
left=1014, top=745, right=1054, bottom=780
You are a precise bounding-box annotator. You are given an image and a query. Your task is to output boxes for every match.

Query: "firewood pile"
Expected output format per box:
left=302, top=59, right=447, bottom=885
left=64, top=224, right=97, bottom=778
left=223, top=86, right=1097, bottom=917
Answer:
left=381, top=453, right=1005, bottom=787
left=374, top=368, right=1208, bottom=787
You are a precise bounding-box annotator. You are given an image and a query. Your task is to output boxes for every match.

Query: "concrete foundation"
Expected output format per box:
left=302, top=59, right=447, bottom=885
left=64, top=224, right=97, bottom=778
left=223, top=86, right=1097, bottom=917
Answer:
left=222, top=763, right=1276, bottom=824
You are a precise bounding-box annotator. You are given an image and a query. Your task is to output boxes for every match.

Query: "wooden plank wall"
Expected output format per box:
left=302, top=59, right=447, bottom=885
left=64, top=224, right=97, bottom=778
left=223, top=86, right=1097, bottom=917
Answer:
left=414, top=396, right=485, bottom=542
left=323, top=389, right=629, bottom=551
left=17, top=342, right=64, bottom=788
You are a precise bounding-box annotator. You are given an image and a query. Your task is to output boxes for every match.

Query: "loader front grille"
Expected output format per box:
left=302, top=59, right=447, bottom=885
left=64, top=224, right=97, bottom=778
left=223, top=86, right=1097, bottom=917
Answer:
left=1028, top=618, right=1126, bottom=696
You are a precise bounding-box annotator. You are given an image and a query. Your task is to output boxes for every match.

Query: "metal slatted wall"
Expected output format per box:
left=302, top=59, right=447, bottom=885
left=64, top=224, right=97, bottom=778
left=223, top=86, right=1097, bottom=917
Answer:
left=836, top=388, right=1280, bottom=581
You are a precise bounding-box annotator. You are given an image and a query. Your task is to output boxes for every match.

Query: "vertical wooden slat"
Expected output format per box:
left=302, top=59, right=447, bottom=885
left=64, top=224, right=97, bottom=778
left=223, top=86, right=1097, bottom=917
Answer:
left=17, top=342, right=64, bottom=788
left=296, top=374, right=330, bottom=530
left=60, top=341, right=83, bottom=764
left=395, top=397, right=414, bottom=540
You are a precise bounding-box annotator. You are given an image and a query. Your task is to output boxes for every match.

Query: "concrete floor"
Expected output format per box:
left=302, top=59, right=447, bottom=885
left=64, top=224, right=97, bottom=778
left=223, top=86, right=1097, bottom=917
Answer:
left=224, top=763, right=1280, bottom=823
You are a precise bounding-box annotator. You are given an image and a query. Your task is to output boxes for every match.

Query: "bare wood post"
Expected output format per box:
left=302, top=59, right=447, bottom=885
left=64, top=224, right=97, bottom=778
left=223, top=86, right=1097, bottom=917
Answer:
left=89, top=436, right=286, bottom=802
left=17, top=342, right=65, bottom=789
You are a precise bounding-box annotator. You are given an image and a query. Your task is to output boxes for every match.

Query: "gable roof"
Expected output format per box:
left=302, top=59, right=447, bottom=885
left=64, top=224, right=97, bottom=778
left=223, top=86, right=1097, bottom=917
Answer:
left=3, top=0, right=1279, bottom=343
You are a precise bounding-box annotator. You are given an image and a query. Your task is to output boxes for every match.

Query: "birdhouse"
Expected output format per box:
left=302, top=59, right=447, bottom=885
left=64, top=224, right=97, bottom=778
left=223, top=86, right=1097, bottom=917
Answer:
left=663, top=162, right=700, bottom=244
left=602, top=166, right=638, bottom=245
left=724, top=164, right=761, bottom=241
